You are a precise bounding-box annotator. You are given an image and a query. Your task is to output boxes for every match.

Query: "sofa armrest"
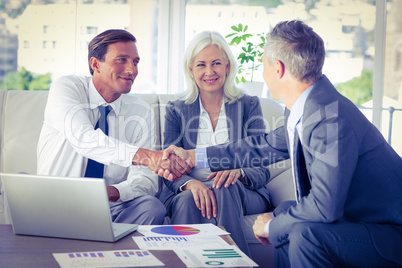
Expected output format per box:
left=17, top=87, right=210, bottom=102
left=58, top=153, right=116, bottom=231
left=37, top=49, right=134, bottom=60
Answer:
left=267, top=159, right=295, bottom=207
left=0, top=197, right=4, bottom=224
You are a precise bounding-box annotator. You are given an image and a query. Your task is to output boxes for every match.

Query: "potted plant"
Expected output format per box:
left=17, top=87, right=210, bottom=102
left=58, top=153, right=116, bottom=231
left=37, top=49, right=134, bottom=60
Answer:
left=225, top=23, right=266, bottom=84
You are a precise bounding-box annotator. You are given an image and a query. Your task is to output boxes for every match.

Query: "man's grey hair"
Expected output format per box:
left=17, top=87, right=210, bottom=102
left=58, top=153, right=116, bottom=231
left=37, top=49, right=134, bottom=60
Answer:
left=264, top=20, right=325, bottom=84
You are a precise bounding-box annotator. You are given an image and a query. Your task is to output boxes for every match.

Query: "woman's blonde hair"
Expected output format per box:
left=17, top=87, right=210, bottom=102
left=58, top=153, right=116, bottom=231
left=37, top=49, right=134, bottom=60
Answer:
left=181, top=31, right=243, bottom=104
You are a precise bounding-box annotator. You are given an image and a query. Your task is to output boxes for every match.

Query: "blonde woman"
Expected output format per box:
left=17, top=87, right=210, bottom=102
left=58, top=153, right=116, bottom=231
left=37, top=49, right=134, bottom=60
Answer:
left=159, top=31, right=273, bottom=256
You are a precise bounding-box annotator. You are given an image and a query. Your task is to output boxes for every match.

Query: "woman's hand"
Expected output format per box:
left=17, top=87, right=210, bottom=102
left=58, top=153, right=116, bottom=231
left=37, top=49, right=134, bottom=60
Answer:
left=206, top=168, right=242, bottom=189
left=183, top=180, right=217, bottom=219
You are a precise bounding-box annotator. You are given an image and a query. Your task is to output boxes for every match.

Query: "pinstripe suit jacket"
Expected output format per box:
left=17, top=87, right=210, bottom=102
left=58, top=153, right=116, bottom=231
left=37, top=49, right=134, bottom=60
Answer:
left=206, top=75, right=402, bottom=264
left=159, top=94, right=272, bottom=205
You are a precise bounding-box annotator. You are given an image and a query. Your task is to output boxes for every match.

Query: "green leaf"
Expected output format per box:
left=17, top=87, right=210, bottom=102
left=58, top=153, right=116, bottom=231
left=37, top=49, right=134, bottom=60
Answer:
left=238, top=23, right=243, bottom=32
left=241, top=34, right=252, bottom=42
left=225, top=33, right=237, bottom=38
left=244, top=25, right=248, bottom=32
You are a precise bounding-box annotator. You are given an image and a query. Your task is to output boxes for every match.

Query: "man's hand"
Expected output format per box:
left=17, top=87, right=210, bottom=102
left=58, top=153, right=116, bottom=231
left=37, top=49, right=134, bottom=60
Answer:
left=253, top=213, right=274, bottom=245
left=132, top=148, right=192, bottom=181
left=158, top=145, right=195, bottom=181
left=183, top=180, right=217, bottom=219
left=162, top=145, right=195, bottom=164
left=107, top=185, right=120, bottom=202
left=207, top=168, right=242, bottom=189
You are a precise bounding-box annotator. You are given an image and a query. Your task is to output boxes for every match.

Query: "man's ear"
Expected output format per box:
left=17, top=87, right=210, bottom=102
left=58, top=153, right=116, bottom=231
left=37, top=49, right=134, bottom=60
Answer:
left=275, top=60, right=285, bottom=79
left=89, top=57, right=100, bottom=74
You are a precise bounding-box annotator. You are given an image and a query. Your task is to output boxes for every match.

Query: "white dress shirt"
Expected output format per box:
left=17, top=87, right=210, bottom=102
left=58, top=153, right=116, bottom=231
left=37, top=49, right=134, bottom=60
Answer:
left=197, top=98, right=229, bottom=147
left=37, top=75, right=159, bottom=203
left=182, top=99, right=229, bottom=185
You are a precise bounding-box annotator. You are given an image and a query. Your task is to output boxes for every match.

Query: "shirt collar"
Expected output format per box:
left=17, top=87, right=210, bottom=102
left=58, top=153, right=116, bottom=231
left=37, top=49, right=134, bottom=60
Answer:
left=88, top=78, right=122, bottom=116
left=287, top=84, right=314, bottom=131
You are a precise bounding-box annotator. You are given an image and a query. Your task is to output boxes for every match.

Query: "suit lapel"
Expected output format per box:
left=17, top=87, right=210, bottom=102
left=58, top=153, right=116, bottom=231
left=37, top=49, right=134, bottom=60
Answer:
left=225, top=100, right=242, bottom=142
left=294, top=129, right=311, bottom=202
left=183, top=98, right=200, bottom=149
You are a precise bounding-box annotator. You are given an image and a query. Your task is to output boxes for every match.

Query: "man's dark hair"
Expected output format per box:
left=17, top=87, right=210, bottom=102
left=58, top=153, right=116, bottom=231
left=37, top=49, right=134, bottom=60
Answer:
left=88, top=29, right=136, bottom=75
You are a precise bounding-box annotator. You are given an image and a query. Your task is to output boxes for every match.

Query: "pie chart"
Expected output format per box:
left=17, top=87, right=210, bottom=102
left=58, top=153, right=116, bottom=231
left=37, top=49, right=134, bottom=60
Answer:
left=150, top=226, right=201, bottom=236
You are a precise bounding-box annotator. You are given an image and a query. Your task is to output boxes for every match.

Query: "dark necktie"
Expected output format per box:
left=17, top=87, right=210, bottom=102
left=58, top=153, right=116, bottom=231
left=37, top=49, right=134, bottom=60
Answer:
left=294, top=131, right=311, bottom=201
left=84, top=105, right=112, bottom=178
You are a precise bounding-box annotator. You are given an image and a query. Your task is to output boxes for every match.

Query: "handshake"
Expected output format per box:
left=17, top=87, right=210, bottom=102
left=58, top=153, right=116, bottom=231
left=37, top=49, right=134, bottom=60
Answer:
left=132, top=145, right=196, bottom=181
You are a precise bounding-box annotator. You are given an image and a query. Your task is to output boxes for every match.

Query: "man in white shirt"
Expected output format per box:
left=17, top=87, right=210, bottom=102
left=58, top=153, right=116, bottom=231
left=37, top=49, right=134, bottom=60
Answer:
left=37, top=29, right=190, bottom=224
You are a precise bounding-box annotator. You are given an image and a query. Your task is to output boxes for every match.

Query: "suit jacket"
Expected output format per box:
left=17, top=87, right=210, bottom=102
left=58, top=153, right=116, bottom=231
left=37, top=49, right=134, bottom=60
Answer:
left=206, top=75, right=402, bottom=264
left=159, top=94, right=272, bottom=205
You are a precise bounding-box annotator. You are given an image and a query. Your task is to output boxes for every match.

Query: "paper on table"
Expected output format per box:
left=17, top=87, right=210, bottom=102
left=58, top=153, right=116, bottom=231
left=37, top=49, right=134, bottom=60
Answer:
left=133, top=235, right=230, bottom=250
left=52, top=249, right=164, bottom=267
left=173, top=245, right=259, bottom=267
left=137, top=223, right=229, bottom=237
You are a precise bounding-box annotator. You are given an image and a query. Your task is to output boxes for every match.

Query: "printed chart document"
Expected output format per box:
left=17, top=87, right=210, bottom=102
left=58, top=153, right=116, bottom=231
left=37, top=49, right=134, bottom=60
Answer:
left=174, top=245, right=258, bottom=267
left=133, top=235, right=230, bottom=250
left=53, top=249, right=164, bottom=267
left=137, top=223, right=229, bottom=237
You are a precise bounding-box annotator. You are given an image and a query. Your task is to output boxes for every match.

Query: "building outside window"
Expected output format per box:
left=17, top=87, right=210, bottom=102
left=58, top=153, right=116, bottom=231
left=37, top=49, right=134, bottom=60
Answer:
left=86, top=26, right=98, bottom=35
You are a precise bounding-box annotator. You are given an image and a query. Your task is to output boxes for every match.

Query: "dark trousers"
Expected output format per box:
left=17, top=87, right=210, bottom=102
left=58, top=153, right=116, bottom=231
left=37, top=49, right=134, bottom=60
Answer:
left=273, top=201, right=398, bottom=268
left=166, top=180, right=270, bottom=257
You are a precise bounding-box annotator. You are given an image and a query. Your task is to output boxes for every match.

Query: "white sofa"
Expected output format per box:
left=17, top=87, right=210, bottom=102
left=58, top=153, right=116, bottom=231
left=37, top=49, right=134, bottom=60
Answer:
left=0, top=89, right=295, bottom=267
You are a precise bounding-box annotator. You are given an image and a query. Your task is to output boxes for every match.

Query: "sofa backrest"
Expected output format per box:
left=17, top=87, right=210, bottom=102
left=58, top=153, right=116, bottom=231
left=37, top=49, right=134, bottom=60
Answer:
left=1, top=90, right=295, bottom=224
left=0, top=90, right=286, bottom=189
left=0, top=90, right=49, bottom=175
left=157, top=94, right=286, bottom=140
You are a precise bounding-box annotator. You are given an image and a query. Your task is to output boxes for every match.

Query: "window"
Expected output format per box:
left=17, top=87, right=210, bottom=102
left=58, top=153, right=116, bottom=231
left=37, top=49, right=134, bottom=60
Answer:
left=86, top=26, right=98, bottom=35
left=0, top=0, right=161, bottom=92
left=0, top=0, right=401, bottom=154
left=182, top=0, right=401, bottom=154
left=377, top=0, right=402, bottom=154
left=184, top=1, right=376, bottom=99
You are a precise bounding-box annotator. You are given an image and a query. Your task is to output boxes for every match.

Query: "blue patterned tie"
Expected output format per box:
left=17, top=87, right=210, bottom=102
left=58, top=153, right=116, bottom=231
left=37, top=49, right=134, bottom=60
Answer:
left=84, top=105, right=112, bottom=178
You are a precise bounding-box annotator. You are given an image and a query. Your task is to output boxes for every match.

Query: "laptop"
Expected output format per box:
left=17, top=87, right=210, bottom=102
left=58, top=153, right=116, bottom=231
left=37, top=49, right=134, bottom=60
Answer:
left=0, top=173, right=138, bottom=242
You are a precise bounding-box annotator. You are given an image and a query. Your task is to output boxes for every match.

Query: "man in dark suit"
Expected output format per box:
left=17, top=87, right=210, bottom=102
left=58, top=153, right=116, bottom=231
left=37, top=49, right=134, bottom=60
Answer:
left=160, top=20, right=402, bottom=267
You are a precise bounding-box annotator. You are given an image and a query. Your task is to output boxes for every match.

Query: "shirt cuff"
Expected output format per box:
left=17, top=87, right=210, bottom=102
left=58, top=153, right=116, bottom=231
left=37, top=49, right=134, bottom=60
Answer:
left=239, top=168, right=246, bottom=184
left=264, top=219, right=272, bottom=236
left=195, top=148, right=210, bottom=169
left=179, top=179, right=194, bottom=192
